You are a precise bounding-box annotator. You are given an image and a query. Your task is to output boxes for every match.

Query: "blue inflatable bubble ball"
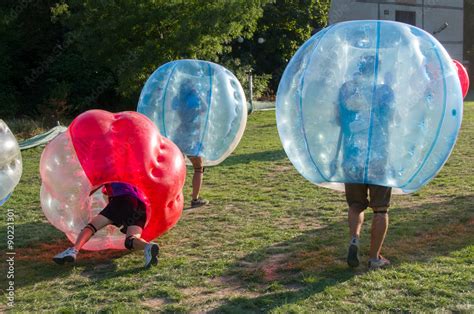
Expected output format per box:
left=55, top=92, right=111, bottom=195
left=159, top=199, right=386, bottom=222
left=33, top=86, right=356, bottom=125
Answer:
left=276, top=20, right=463, bottom=194
left=138, top=59, right=247, bottom=166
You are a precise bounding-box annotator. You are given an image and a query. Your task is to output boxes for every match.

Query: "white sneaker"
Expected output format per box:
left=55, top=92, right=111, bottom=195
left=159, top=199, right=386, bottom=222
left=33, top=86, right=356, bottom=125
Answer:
left=144, top=243, right=159, bottom=269
left=53, top=247, right=78, bottom=265
left=368, top=255, right=391, bottom=270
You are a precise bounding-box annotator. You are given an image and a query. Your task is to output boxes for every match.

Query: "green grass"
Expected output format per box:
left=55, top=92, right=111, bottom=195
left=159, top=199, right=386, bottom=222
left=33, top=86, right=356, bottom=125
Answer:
left=1, top=103, right=473, bottom=312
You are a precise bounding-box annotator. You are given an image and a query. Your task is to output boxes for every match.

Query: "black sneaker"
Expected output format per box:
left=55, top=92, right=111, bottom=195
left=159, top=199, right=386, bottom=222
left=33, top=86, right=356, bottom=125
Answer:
left=190, top=198, right=209, bottom=208
left=347, top=244, right=360, bottom=268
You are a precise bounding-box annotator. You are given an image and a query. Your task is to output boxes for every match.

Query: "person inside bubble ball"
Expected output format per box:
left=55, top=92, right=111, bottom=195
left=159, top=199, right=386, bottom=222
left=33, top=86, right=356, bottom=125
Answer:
left=337, top=54, right=395, bottom=270
left=172, top=79, right=209, bottom=209
left=53, top=182, right=160, bottom=268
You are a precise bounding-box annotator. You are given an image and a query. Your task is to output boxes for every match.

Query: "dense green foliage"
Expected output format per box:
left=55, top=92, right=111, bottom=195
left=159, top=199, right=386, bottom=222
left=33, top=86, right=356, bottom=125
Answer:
left=1, top=0, right=65, bottom=118
left=3, top=0, right=468, bottom=117
left=0, top=0, right=330, bottom=118
left=231, top=0, right=330, bottom=94
left=0, top=0, right=266, bottom=118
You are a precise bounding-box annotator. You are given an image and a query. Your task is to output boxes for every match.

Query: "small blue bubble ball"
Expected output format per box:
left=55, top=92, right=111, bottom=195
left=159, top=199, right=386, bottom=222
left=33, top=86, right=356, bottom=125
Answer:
left=138, top=59, right=247, bottom=166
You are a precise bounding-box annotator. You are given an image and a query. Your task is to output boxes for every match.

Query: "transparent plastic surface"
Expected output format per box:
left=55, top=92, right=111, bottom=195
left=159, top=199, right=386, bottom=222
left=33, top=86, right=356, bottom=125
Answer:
left=137, top=59, right=247, bottom=166
left=276, top=20, right=463, bottom=194
left=40, top=110, right=186, bottom=250
left=0, top=119, right=22, bottom=204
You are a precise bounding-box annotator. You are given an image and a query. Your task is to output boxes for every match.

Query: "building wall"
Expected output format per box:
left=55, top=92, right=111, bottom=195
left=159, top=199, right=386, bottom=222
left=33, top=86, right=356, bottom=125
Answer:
left=329, top=0, right=464, bottom=60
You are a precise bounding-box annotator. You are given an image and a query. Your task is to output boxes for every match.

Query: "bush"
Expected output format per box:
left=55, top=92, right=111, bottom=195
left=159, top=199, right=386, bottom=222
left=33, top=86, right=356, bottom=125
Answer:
left=221, top=58, right=272, bottom=101
left=0, top=90, right=19, bottom=118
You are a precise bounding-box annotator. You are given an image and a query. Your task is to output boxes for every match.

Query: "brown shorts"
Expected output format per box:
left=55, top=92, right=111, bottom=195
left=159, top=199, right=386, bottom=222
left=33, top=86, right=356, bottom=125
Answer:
left=344, top=183, right=392, bottom=211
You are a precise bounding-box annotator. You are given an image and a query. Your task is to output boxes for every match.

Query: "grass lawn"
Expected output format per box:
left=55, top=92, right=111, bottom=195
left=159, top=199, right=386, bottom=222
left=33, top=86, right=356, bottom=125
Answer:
left=1, top=102, right=473, bottom=312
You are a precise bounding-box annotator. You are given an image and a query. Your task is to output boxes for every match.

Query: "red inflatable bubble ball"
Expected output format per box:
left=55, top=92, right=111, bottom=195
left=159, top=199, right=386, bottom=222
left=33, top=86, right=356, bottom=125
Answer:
left=453, top=59, right=469, bottom=98
left=40, top=110, right=186, bottom=250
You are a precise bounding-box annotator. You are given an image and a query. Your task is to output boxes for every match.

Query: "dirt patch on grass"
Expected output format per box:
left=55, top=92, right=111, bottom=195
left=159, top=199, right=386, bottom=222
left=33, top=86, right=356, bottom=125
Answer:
left=260, top=253, right=291, bottom=281
left=265, top=164, right=294, bottom=178
left=274, top=215, right=325, bottom=232
left=80, top=261, right=120, bottom=279
left=235, top=251, right=297, bottom=283
left=179, top=257, right=312, bottom=311
left=180, top=276, right=261, bottom=311
left=142, top=297, right=170, bottom=308
left=290, top=246, right=343, bottom=272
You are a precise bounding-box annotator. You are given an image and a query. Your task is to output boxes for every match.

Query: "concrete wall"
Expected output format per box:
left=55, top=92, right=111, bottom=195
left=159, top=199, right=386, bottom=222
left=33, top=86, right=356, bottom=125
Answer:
left=329, top=0, right=464, bottom=60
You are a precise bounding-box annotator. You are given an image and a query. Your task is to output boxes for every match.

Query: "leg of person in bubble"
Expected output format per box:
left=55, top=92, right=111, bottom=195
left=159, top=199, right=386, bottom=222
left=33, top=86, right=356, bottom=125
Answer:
left=53, top=197, right=160, bottom=269
left=345, top=183, right=392, bottom=270
left=187, top=156, right=209, bottom=208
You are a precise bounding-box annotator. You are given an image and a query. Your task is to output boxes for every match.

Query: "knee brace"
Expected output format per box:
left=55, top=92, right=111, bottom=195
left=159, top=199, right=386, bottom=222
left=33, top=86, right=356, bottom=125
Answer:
left=124, top=236, right=136, bottom=250
left=83, top=223, right=97, bottom=235
left=193, top=166, right=204, bottom=174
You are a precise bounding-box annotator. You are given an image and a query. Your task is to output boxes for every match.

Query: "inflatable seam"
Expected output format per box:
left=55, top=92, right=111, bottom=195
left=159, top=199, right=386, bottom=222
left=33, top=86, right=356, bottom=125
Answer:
left=364, top=21, right=382, bottom=183
left=400, top=38, right=448, bottom=190
left=196, top=63, right=213, bottom=156
left=162, top=63, right=179, bottom=137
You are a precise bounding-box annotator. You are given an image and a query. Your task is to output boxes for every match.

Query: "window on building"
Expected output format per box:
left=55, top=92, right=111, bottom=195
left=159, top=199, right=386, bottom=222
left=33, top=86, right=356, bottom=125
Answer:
left=395, top=10, right=416, bottom=26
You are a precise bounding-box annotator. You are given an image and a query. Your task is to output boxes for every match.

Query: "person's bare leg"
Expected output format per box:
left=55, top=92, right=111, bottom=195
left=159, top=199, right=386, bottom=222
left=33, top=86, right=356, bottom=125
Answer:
left=189, top=156, right=204, bottom=200
left=126, top=225, right=148, bottom=250
left=347, top=206, right=365, bottom=267
left=187, top=156, right=208, bottom=208
left=54, top=214, right=113, bottom=264
left=348, top=206, right=365, bottom=239
left=369, top=207, right=389, bottom=259
left=127, top=225, right=159, bottom=268
left=192, top=170, right=203, bottom=200
left=74, top=214, right=112, bottom=251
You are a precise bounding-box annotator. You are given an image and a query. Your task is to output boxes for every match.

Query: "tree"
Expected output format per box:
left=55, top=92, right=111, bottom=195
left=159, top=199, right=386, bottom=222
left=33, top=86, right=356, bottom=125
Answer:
left=1, top=0, right=331, bottom=117
left=227, top=0, right=330, bottom=95
left=0, top=0, right=65, bottom=118
left=52, top=0, right=268, bottom=112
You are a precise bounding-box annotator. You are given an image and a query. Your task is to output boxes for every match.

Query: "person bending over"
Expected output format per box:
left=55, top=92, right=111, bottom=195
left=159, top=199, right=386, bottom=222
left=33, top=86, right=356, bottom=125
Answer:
left=53, top=182, right=159, bottom=268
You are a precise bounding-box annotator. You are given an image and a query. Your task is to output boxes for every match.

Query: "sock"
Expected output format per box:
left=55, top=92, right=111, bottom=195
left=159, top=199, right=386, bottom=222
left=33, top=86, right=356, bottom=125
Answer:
left=350, top=236, right=359, bottom=246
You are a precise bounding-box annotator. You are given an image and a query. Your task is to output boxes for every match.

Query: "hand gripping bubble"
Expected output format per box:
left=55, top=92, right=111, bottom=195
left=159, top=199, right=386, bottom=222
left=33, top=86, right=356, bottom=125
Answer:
left=0, top=119, right=22, bottom=205
left=276, top=20, right=463, bottom=194
left=137, top=59, right=247, bottom=166
left=453, top=59, right=469, bottom=99
left=40, top=110, right=186, bottom=250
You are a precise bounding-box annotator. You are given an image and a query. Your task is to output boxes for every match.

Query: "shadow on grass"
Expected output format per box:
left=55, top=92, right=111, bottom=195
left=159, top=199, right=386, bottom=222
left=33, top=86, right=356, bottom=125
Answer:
left=212, top=195, right=474, bottom=313
left=222, top=149, right=287, bottom=166
left=6, top=195, right=473, bottom=308
left=0, top=220, right=63, bottom=251
left=79, top=258, right=149, bottom=282
left=3, top=221, right=130, bottom=289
